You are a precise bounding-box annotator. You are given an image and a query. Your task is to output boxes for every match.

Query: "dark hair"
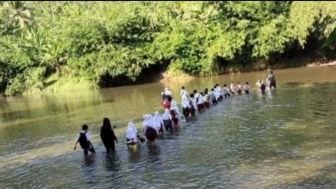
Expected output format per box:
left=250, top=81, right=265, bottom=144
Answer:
left=246, top=82, right=249, bottom=84
left=190, top=93, right=194, bottom=98
left=82, top=124, right=88, bottom=130
left=182, top=86, right=185, bottom=89
left=224, top=84, right=227, bottom=87
left=193, top=89, right=197, bottom=93
left=103, top=117, right=112, bottom=129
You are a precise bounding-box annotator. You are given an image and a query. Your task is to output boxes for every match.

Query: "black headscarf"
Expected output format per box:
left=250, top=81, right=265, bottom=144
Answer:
left=100, top=117, right=117, bottom=142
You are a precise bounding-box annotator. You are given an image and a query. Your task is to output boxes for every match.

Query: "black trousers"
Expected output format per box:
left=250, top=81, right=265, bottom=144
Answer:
left=83, top=144, right=96, bottom=155
left=103, top=141, right=115, bottom=154
left=182, top=107, right=190, bottom=118
left=163, top=119, right=173, bottom=132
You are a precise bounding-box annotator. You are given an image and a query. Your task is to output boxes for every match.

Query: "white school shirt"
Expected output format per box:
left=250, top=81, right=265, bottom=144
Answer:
left=181, top=98, right=190, bottom=108
left=191, top=97, right=198, bottom=110
left=223, top=87, right=229, bottom=93
left=243, top=85, right=249, bottom=91
left=194, top=93, right=200, bottom=102
left=230, top=84, right=235, bottom=91
left=180, top=89, right=189, bottom=98
left=197, top=95, right=204, bottom=104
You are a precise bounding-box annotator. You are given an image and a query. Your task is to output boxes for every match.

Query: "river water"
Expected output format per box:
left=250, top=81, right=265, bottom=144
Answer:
left=1, top=66, right=336, bottom=188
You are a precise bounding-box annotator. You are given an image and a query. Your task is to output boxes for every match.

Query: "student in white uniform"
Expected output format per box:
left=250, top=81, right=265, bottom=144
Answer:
left=162, top=108, right=173, bottom=132
left=210, top=88, right=217, bottom=104
left=230, top=82, right=236, bottom=95
left=236, top=82, right=242, bottom=95
left=142, top=114, right=157, bottom=143
left=180, top=86, right=189, bottom=99
left=181, top=94, right=191, bottom=119
left=243, top=82, right=250, bottom=94
left=215, top=84, right=222, bottom=101
left=189, top=93, right=197, bottom=116
left=197, top=92, right=205, bottom=112
left=203, top=89, right=210, bottom=108
left=126, top=121, right=138, bottom=145
left=223, top=84, right=230, bottom=98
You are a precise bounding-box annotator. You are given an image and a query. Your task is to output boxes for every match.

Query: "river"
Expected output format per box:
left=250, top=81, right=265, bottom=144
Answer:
left=1, top=66, right=336, bottom=188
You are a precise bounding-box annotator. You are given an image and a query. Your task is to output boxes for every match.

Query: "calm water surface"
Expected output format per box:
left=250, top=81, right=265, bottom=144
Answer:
left=1, top=66, right=336, bottom=188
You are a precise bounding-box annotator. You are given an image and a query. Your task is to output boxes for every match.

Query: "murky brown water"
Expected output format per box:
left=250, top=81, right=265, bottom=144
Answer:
left=1, top=66, right=336, bottom=188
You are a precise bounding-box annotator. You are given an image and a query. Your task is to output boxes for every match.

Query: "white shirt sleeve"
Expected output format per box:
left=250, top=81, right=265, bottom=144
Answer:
left=86, top=132, right=91, bottom=141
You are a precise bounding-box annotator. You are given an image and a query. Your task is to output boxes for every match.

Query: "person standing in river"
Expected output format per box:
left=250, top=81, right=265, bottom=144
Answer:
left=100, top=117, right=118, bottom=154
left=74, top=124, right=96, bottom=156
left=180, top=86, right=189, bottom=99
left=243, top=82, right=250, bottom=94
left=267, top=70, right=277, bottom=89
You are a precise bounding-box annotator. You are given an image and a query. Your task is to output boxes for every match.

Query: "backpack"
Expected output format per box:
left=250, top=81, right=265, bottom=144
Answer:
left=78, top=132, right=90, bottom=149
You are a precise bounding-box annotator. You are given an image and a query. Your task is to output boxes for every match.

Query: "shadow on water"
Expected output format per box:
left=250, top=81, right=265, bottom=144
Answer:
left=103, top=152, right=121, bottom=172
left=147, top=143, right=161, bottom=163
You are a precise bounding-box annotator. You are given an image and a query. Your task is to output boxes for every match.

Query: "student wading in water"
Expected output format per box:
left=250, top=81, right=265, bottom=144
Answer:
left=100, top=118, right=118, bottom=153
left=74, top=124, right=96, bottom=156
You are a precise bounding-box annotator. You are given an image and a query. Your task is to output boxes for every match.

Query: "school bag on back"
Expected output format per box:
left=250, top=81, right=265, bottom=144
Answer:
left=78, top=132, right=90, bottom=149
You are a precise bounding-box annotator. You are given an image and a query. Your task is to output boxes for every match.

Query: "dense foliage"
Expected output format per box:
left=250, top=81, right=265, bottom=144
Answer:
left=0, top=1, right=335, bottom=95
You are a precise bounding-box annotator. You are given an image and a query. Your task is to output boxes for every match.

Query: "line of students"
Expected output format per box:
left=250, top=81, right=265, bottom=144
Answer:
left=74, top=70, right=276, bottom=156
left=138, top=82, right=252, bottom=146
left=74, top=82, right=253, bottom=155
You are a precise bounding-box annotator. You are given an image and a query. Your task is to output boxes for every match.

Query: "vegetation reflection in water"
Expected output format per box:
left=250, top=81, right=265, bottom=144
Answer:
left=0, top=67, right=336, bottom=188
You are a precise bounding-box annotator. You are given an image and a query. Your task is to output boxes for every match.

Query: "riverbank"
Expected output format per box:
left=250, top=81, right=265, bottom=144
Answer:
left=3, top=58, right=336, bottom=97
left=160, top=58, right=336, bottom=85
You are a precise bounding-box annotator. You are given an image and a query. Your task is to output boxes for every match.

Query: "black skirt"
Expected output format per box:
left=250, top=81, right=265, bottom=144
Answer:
left=145, top=127, right=158, bottom=142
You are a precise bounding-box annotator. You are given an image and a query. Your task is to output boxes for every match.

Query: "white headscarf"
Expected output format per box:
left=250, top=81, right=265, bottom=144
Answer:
left=142, top=114, right=154, bottom=129
left=164, top=87, right=172, bottom=96
left=162, top=108, right=171, bottom=120
left=126, top=121, right=137, bottom=140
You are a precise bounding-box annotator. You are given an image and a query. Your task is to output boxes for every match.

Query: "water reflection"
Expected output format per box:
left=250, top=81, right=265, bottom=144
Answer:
left=103, top=152, right=121, bottom=172
left=147, top=143, right=161, bottom=162
left=128, top=144, right=142, bottom=163
left=81, top=154, right=97, bottom=185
